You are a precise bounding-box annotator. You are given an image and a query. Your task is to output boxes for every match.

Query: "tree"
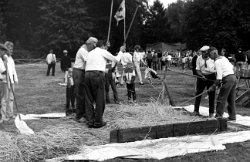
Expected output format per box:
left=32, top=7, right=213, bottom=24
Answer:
left=142, top=0, right=168, bottom=45
left=37, top=0, right=94, bottom=56
left=0, top=0, right=7, bottom=42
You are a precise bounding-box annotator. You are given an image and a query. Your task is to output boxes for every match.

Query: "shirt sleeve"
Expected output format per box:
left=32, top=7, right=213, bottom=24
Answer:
left=215, top=60, right=223, bottom=80
left=196, top=56, right=201, bottom=70
left=103, top=50, right=119, bottom=63
left=0, top=59, right=6, bottom=73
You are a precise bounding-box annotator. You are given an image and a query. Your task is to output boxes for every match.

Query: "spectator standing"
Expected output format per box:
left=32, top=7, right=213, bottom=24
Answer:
left=235, top=48, right=246, bottom=73
left=157, top=50, right=163, bottom=70
left=146, top=50, right=153, bottom=68
left=209, top=47, right=237, bottom=121
left=73, top=37, right=98, bottom=122
left=133, top=45, right=145, bottom=85
left=166, top=53, right=172, bottom=69
left=65, top=68, right=75, bottom=116
left=123, top=63, right=136, bottom=102
left=84, top=40, right=121, bottom=128
left=60, top=50, right=72, bottom=83
left=152, top=51, right=158, bottom=71
left=119, top=45, right=131, bottom=85
left=245, top=50, right=250, bottom=69
left=46, top=49, right=56, bottom=76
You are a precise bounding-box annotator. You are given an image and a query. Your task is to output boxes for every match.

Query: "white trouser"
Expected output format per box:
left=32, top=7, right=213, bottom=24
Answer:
left=134, top=62, right=143, bottom=83
left=1, top=82, right=14, bottom=120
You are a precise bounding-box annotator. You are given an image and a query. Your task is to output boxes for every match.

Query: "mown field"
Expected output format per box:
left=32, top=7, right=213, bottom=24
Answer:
left=1, top=62, right=250, bottom=161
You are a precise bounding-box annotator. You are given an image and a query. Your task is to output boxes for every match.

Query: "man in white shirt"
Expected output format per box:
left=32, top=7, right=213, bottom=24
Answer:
left=73, top=37, right=98, bottom=122
left=194, top=45, right=216, bottom=117
left=46, top=49, right=56, bottom=76
left=84, top=40, right=122, bottom=128
left=209, top=47, right=237, bottom=121
left=1, top=41, right=18, bottom=122
left=133, top=45, right=145, bottom=85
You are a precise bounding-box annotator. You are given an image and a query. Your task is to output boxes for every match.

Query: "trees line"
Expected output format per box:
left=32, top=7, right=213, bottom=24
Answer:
left=0, top=0, right=250, bottom=58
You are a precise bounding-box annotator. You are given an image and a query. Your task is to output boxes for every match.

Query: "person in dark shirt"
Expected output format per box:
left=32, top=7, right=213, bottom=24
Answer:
left=61, top=50, right=72, bottom=83
left=235, top=48, right=246, bottom=73
left=60, top=50, right=71, bottom=72
left=191, top=51, right=200, bottom=75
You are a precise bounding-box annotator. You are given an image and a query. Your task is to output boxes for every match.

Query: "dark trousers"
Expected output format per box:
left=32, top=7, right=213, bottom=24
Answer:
left=147, top=59, right=152, bottom=68
left=46, top=63, right=55, bottom=76
left=66, top=86, right=75, bottom=111
left=85, top=71, right=105, bottom=126
left=194, top=73, right=216, bottom=114
left=126, top=83, right=136, bottom=100
left=105, top=74, right=118, bottom=103
left=152, top=61, right=158, bottom=70
left=73, top=68, right=85, bottom=118
left=216, top=75, right=237, bottom=119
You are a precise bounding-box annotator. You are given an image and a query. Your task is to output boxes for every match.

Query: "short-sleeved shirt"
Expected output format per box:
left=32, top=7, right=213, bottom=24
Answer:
left=85, top=47, right=120, bottom=72
left=196, top=55, right=216, bottom=75
left=73, top=46, right=88, bottom=70
left=215, top=56, right=234, bottom=80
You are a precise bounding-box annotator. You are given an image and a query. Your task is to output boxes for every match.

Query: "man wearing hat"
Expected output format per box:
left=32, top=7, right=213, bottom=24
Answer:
left=73, top=37, right=98, bottom=122
left=60, top=50, right=72, bottom=83
left=133, top=45, right=145, bottom=85
left=193, top=45, right=216, bottom=117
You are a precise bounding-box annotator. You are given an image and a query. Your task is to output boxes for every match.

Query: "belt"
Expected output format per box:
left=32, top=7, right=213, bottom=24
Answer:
left=86, top=70, right=104, bottom=74
left=73, top=68, right=85, bottom=71
left=223, top=74, right=235, bottom=78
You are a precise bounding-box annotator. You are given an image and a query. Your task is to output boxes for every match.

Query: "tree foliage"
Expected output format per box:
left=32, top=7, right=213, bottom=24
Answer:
left=2, top=0, right=250, bottom=57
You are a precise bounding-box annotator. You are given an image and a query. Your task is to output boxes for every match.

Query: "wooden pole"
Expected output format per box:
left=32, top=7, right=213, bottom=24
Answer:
left=107, top=0, right=114, bottom=43
left=163, top=79, right=176, bottom=106
left=123, top=5, right=139, bottom=44
left=123, top=0, right=126, bottom=43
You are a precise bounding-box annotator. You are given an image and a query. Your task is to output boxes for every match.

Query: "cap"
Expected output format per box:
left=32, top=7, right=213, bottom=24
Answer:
left=86, top=37, right=98, bottom=45
left=0, top=44, right=8, bottom=51
left=134, top=45, right=141, bottom=50
left=63, top=50, right=68, bottom=53
left=200, top=45, right=210, bottom=52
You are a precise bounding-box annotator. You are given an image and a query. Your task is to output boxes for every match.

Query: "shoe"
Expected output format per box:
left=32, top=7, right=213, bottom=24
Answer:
left=93, top=121, right=107, bottom=128
left=227, top=117, right=236, bottom=121
left=191, top=111, right=201, bottom=116
left=74, top=117, right=81, bottom=122
left=208, top=113, right=214, bottom=118
left=114, top=101, right=121, bottom=104
left=215, top=115, right=223, bottom=119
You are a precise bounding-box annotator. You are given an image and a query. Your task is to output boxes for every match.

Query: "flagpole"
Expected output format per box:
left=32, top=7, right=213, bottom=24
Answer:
left=123, top=0, right=126, bottom=44
left=124, top=4, right=139, bottom=44
left=107, top=0, right=114, bottom=44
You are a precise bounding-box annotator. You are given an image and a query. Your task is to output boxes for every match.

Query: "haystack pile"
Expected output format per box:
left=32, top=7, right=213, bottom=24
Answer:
left=0, top=102, right=198, bottom=162
left=0, top=125, right=81, bottom=162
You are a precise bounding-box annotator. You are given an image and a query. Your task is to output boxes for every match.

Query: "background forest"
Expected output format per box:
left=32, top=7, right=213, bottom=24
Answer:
left=0, top=0, right=250, bottom=58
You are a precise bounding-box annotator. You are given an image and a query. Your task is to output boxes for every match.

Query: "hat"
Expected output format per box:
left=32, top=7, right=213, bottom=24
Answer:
left=86, top=37, right=98, bottom=45
left=134, top=45, right=141, bottom=50
left=63, top=50, right=68, bottom=53
left=0, top=44, right=8, bottom=51
left=200, top=45, right=210, bottom=52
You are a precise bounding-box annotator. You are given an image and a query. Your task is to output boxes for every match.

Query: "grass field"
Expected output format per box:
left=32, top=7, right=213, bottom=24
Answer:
left=1, top=62, right=250, bottom=161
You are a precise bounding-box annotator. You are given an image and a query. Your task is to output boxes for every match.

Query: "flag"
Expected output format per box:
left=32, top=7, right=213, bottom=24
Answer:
left=114, top=0, right=125, bottom=26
